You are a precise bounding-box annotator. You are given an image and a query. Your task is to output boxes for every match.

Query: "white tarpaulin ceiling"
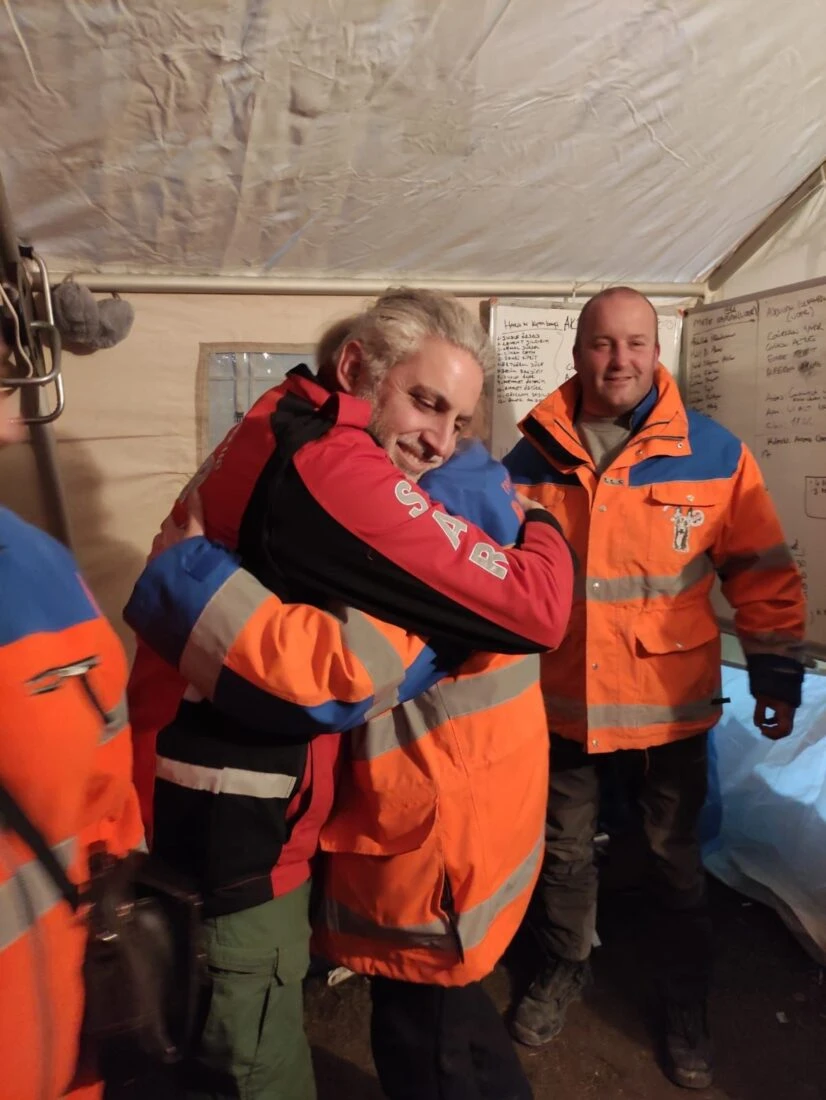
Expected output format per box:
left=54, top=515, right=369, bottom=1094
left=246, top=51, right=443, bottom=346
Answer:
left=1, top=0, right=825, bottom=284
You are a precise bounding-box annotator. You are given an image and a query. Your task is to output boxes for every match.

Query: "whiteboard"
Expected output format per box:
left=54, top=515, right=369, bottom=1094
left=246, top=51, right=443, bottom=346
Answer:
left=684, top=279, right=826, bottom=658
left=488, top=300, right=682, bottom=460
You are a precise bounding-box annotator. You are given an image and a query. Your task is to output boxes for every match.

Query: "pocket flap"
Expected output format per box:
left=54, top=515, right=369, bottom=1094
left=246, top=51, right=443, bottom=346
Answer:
left=319, top=801, right=437, bottom=857
left=635, top=606, right=719, bottom=655
left=647, top=481, right=729, bottom=508
left=274, top=938, right=311, bottom=985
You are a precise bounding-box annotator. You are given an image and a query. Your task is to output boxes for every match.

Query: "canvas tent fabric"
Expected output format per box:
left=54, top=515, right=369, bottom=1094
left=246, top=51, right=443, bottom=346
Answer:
left=1, top=0, right=826, bottom=969
left=1, top=0, right=826, bottom=285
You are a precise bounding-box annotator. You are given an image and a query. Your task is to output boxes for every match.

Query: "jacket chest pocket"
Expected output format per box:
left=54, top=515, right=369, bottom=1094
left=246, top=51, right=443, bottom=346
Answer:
left=644, top=482, right=728, bottom=569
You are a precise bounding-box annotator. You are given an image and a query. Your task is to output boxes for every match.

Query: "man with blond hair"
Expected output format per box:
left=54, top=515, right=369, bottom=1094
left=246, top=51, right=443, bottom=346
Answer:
left=127, top=288, right=574, bottom=1099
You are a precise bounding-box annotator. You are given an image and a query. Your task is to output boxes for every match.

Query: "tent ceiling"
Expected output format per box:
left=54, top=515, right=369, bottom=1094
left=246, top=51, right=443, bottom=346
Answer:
left=2, top=0, right=825, bottom=284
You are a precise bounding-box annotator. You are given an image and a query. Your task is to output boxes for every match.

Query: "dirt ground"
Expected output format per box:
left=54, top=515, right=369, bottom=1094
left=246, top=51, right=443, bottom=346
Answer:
left=306, top=878, right=826, bottom=1100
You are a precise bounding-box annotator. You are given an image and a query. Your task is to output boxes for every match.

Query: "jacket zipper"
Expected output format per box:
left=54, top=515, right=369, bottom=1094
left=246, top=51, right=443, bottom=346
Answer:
left=441, top=872, right=465, bottom=963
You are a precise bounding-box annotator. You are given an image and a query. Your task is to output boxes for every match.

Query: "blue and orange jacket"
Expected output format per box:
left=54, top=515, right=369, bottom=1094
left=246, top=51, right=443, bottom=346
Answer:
left=505, top=366, right=806, bottom=752
left=125, top=367, right=574, bottom=914
left=0, top=508, right=143, bottom=1100
left=128, top=445, right=560, bottom=983
left=312, top=465, right=553, bottom=984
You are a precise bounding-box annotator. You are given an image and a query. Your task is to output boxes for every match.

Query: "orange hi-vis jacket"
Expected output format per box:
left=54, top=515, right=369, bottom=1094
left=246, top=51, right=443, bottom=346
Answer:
left=127, top=370, right=574, bottom=918
left=127, top=430, right=571, bottom=983
left=504, top=367, right=806, bottom=754
left=0, top=508, right=143, bottom=1100
left=312, top=646, right=548, bottom=985
left=130, top=550, right=551, bottom=983
left=309, top=448, right=562, bottom=987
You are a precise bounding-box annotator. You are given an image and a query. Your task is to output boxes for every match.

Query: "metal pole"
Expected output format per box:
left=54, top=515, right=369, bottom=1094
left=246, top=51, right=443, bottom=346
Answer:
left=22, top=258, right=72, bottom=547
left=707, top=161, right=826, bottom=293
left=20, top=393, right=73, bottom=547
left=49, top=272, right=707, bottom=300
left=0, top=172, right=20, bottom=284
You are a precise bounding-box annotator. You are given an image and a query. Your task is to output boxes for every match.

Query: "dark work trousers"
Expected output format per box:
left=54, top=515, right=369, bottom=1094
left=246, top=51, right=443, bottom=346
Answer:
left=530, top=732, right=713, bottom=1003
left=370, top=977, right=533, bottom=1100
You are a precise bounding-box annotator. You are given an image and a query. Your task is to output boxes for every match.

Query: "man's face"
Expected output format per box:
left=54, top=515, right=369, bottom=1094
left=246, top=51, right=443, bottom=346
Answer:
left=573, top=293, right=659, bottom=417
left=365, top=336, right=482, bottom=481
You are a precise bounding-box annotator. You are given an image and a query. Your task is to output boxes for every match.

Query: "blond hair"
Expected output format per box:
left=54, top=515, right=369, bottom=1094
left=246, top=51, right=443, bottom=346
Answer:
left=315, top=287, right=495, bottom=387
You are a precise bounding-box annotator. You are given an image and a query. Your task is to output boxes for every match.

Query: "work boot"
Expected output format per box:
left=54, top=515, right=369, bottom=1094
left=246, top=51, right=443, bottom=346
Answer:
left=663, top=998, right=714, bottom=1089
left=510, top=956, right=591, bottom=1047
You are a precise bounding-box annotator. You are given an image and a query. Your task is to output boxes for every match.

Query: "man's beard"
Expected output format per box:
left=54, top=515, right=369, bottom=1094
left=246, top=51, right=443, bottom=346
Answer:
left=355, top=376, right=442, bottom=481
left=370, top=407, right=439, bottom=481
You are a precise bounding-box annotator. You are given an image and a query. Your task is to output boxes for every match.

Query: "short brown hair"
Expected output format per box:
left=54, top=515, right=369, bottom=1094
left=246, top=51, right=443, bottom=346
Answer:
left=314, top=313, right=360, bottom=386
left=573, top=287, right=658, bottom=350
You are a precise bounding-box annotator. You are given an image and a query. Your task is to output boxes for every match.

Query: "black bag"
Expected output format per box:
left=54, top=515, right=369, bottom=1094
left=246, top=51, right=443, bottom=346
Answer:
left=0, top=784, right=207, bottom=1084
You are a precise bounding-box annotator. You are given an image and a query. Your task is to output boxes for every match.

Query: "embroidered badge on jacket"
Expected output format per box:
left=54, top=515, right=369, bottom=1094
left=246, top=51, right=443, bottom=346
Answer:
left=668, top=506, right=705, bottom=553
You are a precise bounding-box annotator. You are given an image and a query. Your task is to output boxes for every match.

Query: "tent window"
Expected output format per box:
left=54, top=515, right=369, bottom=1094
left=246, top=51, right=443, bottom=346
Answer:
left=197, top=344, right=315, bottom=461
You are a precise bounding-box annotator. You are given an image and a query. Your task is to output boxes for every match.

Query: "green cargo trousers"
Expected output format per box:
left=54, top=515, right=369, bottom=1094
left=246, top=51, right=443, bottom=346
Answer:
left=184, top=883, right=316, bottom=1100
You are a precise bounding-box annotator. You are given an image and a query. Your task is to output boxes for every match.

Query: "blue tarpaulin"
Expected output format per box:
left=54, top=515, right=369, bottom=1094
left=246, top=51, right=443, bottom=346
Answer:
left=703, top=665, right=826, bottom=963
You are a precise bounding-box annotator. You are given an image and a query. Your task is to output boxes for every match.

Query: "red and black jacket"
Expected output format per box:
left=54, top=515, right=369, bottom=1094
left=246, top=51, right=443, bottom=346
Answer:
left=132, top=367, right=574, bottom=914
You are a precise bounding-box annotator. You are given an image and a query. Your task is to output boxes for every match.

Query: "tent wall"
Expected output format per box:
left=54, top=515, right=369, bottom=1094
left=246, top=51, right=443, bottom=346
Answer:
left=0, top=293, right=476, bottom=654
left=6, top=176, right=826, bottom=657
left=703, top=188, right=826, bottom=961
left=712, top=184, right=826, bottom=299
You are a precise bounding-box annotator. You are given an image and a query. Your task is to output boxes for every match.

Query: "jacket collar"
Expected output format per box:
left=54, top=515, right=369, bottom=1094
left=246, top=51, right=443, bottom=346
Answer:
left=519, top=366, right=690, bottom=472
left=284, top=365, right=372, bottom=430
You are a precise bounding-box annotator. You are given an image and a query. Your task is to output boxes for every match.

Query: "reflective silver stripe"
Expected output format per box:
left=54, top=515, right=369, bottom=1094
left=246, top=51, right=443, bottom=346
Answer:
left=0, top=837, right=76, bottom=952
left=739, top=632, right=806, bottom=661
left=544, top=696, right=719, bottom=729
left=352, top=699, right=435, bottom=760
left=456, top=835, right=543, bottom=950
left=717, top=542, right=795, bottom=578
left=180, top=569, right=270, bottom=697
left=437, top=655, right=540, bottom=718
left=156, top=755, right=297, bottom=799
left=329, top=603, right=406, bottom=721
left=323, top=834, right=542, bottom=953
left=101, top=694, right=129, bottom=744
left=353, top=655, right=540, bottom=760
left=582, top=556, right=714, bottom=603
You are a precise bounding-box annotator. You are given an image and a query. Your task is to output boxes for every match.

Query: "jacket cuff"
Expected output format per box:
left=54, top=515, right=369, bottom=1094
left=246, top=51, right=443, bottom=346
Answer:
left=520, top=509, right=579, bottom=572
left=746, top=653, right=804, bottom=708
left=521, top=508, right=564, bottom=535
left=123, top=539, right=240, bottom=668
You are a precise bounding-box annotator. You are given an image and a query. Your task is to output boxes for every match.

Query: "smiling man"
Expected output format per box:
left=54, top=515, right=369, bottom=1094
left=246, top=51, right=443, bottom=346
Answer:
left=127, top=288, right=574, bottom=1100
left=504, top=287, right=806, bottom=1090
left=570, top=288, right=660, bottom=470
left=343, top=333, right=476, bottom=480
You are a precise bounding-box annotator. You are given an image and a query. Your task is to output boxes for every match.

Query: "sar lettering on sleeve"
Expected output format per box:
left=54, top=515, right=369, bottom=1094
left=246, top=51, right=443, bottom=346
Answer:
left=432, top=510, right=468, bottom=550
left=394, top=479, right=510, bottom=580
left=469, top=543, right=509, bottom=579
left=394, top=480, right=429, bottom=518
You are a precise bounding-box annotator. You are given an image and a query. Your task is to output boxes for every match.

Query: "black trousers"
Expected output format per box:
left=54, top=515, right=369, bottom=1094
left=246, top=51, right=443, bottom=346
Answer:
left=370, top=977, right=533, bottom=1100
left=531, top=732, right=713, bottom=1002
